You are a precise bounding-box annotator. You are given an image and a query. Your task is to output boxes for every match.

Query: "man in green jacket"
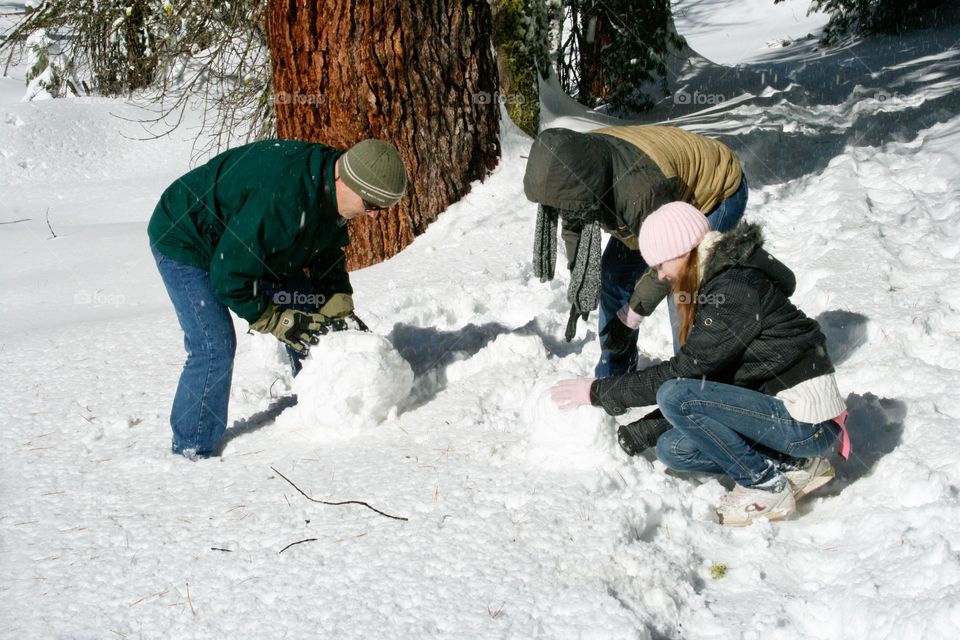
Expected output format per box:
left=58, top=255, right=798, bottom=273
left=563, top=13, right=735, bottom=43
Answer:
left=523, top=125, right=747, bottom=379
left=148, top=138, right=408, bottom=459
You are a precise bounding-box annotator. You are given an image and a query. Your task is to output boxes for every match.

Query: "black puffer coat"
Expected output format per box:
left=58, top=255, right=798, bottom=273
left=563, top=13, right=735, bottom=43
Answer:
left=590, top=223, right=834, bottom=415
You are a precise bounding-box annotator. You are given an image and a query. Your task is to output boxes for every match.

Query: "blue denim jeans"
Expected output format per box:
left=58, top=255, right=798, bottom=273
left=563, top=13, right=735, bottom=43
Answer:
left=654, top=379, right=841, bottom=487
left=152, top=245, right=236, bottom=457
left=595, top=176, right=749, bottom=377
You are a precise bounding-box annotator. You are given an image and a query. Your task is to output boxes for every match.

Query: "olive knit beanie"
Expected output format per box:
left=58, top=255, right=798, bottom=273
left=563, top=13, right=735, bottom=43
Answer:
left=337, top=139, right=408, bottom=207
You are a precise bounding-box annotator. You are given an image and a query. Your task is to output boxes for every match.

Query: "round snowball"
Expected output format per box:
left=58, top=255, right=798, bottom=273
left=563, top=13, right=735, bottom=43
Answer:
left=274, top=332, right=414, bottom=441
left=521, top=376, right=619, bottom=469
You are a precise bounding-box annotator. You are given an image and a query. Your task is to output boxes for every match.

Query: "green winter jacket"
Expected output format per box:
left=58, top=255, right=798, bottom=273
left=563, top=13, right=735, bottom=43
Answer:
left=148, top=140, right=352, bottom=322
left=523, top=125, right=742, bottom=316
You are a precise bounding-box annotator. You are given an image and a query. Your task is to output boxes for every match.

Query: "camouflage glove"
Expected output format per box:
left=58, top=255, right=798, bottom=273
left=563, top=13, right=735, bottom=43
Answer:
left=343, top=313, right=371, bottom=333
left=249, top=304, right=331, bottom=353
left=318, top=293, right=370, bottom=333
left=318, top=293, right=354, bottom=318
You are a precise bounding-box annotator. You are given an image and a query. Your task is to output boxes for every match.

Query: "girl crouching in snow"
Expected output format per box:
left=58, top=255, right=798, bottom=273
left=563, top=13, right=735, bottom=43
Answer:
left=551, top=202, right=850, bottom=526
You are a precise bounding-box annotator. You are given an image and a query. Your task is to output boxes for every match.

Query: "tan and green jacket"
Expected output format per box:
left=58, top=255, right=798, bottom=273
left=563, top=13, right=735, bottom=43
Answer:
left=523, top=125, right=742, bottom=315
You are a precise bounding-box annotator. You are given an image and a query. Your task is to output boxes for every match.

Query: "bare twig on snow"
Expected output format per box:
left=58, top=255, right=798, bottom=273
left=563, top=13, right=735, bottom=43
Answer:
left=270, top=466, right=408, bottom=522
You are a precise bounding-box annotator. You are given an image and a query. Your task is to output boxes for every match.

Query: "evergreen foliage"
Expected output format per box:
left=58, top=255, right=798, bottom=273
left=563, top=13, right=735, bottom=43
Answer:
left=492, top=0, right=553, bottom=135
left=778, top=0, right=949, bottom=42
left=553, top=0, right=685, bottom=115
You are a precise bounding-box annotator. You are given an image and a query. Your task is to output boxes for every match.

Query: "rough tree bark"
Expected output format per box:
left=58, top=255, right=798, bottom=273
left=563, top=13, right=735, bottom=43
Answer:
left=266, top=1, right=501, bottom=270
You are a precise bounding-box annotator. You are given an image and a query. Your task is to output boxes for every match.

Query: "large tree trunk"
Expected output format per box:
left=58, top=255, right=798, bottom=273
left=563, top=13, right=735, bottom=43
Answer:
left=577, top=7, right=614, bottom=105
left=266, top=1, right=500, bottom=270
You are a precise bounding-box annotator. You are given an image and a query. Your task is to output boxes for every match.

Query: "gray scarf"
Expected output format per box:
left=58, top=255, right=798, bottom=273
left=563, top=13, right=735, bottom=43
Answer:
left=533, top=203, right=558, bottom=282
left=533, top=204, right=602, bottom=340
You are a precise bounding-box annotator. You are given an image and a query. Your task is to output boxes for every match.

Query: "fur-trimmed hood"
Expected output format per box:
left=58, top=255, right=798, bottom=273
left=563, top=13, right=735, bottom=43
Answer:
left=696, top=222, right=797, bottom=296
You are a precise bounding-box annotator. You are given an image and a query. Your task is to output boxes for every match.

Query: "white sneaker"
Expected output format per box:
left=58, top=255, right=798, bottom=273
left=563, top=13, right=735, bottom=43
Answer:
left=784, top=457, right=835, bottom=501
left=717, top=482, right=796, bottom=527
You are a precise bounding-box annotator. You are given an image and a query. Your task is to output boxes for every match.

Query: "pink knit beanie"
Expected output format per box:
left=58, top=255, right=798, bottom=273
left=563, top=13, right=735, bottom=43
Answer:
left=639, top=202, right=710, bottom=266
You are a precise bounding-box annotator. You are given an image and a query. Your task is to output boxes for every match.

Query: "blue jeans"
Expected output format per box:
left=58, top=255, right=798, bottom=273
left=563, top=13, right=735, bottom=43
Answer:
left=654, top=379, right=841, bottom=487
left=595, top=175, right=748, bottom=378
left=152, top=245, right=236, bottom=457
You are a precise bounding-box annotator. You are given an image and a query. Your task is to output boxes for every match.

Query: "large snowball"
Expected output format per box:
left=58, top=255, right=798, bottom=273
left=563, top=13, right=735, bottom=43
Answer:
left=274, top=332, right=414, bottom=441
left=521, top=376, right=620, bottom=470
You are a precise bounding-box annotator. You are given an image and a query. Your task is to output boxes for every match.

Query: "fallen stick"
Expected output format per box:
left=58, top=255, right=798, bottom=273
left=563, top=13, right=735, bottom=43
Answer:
left=270, top=466, right=408, bottom=522
left=278, top=538, right=319, bottom=554
left=45, top=208, right=57, bottom=239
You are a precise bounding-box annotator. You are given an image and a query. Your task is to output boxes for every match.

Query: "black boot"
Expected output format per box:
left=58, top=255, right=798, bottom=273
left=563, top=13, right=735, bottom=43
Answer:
left=617, top=408, right=672, bottom=456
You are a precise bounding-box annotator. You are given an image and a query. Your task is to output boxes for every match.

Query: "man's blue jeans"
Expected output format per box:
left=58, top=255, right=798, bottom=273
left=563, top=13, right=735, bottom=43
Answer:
left=594, top=175, right=749, bottom=378
left=152, top=245, right=236, bottom=457
left=654, top=379, right=841, bottom=487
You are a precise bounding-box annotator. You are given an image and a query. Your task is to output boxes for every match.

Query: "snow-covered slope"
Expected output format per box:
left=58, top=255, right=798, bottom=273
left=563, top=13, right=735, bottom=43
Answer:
left=674, top=0, right=830, bottom=64
left=3, top=4, right=960, bottom=639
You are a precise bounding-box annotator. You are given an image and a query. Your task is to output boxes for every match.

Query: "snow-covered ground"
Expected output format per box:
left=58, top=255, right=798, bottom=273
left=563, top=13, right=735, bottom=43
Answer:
left=3, top=3, right=960, bottom=639
left=674, top=0, right=830, bottom=64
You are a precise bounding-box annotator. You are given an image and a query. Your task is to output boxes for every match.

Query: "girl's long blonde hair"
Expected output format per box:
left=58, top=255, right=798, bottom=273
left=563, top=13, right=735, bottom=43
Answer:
left=673, top=246, right=701, bottom=347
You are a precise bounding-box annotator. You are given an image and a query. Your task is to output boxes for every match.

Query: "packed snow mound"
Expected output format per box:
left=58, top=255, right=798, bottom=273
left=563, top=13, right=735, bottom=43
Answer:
left=522, top=376, right=621, bottom=470
left=274, top=331, right=414, bottom=439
